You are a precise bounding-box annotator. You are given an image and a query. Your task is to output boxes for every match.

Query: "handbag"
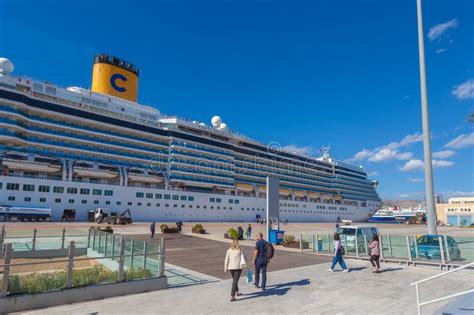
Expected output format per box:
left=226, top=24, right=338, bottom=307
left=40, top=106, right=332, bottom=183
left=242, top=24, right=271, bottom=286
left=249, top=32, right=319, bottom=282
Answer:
left=240, top=251, right=247, bottom=267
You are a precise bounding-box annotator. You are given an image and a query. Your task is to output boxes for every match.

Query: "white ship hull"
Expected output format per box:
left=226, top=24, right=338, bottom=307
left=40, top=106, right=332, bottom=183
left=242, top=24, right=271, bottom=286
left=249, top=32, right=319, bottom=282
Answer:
left=0, top=176, right=377, bottom=222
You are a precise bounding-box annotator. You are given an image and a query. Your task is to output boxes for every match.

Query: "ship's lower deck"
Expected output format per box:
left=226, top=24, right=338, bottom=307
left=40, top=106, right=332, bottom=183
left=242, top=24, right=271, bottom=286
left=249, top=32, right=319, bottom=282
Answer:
left=0, top=176, right=380, bottom=222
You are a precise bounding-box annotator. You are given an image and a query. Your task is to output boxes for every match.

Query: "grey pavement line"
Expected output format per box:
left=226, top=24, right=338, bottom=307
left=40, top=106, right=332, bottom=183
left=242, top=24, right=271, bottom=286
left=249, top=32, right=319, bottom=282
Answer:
left=165, top=262, right=222, bottom=282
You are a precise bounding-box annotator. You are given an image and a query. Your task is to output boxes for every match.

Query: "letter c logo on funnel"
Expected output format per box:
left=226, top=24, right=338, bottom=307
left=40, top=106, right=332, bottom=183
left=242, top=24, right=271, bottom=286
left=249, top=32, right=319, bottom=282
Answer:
left=110, top=73, right=127, bottom=92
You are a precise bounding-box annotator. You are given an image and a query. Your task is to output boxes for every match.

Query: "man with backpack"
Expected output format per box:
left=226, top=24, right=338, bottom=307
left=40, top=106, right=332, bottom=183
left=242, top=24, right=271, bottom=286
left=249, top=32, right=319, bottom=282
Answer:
left=252, top=232, right=274, bottom=291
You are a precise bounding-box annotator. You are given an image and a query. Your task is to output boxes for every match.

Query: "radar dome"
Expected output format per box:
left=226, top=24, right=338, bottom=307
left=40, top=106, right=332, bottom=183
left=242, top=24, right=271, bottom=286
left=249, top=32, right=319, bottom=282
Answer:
left=218, top=123, right=228, bottom=131
left=211, top=116, right=222, bottom=127
left=199, top=122, right=206, bottom=127
left=0, top=58, right=14, bottom=75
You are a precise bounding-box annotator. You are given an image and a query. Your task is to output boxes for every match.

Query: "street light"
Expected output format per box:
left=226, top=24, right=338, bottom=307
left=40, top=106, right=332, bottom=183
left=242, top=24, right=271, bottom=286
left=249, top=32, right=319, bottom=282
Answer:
left=416, top=0, right=437, bottom=235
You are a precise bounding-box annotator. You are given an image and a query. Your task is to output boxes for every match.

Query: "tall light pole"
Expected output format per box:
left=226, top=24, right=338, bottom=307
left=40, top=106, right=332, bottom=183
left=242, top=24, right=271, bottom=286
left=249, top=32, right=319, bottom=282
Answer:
left=416, top=0, right=437, bottom=235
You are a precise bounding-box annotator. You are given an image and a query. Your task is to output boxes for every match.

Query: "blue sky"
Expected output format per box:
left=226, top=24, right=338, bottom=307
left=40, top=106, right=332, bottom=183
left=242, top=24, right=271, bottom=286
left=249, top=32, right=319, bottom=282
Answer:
left=1, top=0, right=473, bottom=200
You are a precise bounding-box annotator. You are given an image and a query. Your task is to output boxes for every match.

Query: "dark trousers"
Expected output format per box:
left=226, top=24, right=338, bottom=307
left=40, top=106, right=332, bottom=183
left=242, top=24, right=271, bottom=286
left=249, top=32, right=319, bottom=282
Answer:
left=370, top=255, right=380, bottom=269
left=229, top=269, right=242, bottom=297
left=150, top=230, right=155, bottom=239
left=254, top=260, right=267, bottom=289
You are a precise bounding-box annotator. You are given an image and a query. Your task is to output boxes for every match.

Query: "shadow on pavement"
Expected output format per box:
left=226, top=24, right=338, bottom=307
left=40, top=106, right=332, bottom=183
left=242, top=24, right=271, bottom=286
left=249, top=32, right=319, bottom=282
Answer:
left=379, top=267, right=403, bottom=273
left=238, top=279, right=311, bottom=301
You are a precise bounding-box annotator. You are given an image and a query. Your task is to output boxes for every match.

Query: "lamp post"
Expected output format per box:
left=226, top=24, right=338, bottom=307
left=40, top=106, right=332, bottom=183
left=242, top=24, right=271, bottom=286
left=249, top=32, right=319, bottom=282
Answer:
left=416, top=0, right=437, bottom=235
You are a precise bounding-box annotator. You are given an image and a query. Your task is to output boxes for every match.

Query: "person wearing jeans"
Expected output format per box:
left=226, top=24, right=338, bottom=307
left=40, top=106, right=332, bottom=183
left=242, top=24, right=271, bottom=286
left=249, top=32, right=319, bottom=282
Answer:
left=252, top=232, right=268, bottom=290
left=328, top=233, right=349, bottom=272
left=368, top=234, right=381, bottom=273
left=224, top=239, right=245, bottom=302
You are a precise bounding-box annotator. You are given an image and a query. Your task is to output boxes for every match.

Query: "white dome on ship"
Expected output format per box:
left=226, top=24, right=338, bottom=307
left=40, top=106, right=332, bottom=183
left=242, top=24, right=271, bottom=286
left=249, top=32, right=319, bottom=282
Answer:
left=218, top=123, right=228, bottom=131
left=0, top=58, right=14, bottom=75
left=211, top=116, right=222, bottom=127
left=199, top=122, right=206, bottom=127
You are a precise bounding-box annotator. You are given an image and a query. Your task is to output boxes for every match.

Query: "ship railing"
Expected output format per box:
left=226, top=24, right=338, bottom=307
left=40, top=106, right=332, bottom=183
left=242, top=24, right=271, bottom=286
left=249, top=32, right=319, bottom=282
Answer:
left=293, top=233, right=474, bottom=269
left=410, top=262, right=474, bottom=315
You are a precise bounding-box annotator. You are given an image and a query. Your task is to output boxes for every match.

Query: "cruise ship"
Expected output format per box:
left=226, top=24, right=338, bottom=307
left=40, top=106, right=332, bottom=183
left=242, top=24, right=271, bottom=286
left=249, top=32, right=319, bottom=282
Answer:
left=0, top=55, right=382, bottom=222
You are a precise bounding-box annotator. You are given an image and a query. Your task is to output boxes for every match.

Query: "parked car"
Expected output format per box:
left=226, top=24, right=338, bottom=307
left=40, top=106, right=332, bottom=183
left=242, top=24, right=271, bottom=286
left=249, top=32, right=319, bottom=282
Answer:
left=411, top=234, right=461, bottom=261
left=336, top=225, right=380, bottom=254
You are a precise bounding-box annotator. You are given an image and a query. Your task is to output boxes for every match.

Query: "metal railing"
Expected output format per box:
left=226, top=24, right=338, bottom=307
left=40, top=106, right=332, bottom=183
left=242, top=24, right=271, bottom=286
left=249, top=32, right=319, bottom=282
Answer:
left=0, top=234, right=165, bottom=297
left=295, top=233, right=474, bottom=268
left=410, top=262, right=474, bottom=315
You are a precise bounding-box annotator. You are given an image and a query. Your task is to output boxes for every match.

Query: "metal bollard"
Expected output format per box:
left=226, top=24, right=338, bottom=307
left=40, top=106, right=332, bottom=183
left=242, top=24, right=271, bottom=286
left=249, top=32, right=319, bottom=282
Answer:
left=299, top=234, right=303, bottom=253
left=363, top=235, right=368, bottom=255
left=439, top=236, right=446, bottom=265
left=92, top=228, right=97, bottom=250
left=315, top=234, right=319, bottom=254
left=159, top=237, right=166, bottom=276
left=413, top=235, right=419, bottom=260
left=130, top=238, right=135, bottom=268
left=387, top=235, right=393, bottom=257
left=111, top=234, right=116, bottom=260
left=61, top=228, right=66, bottom=250
left=406, top=236, right=412, bottom=263
left=1, top=243, right=12, bottom=297
left=118, top=237, right=125, bottom=282
left=32, top=228, right=37, bottom=251
left=66, top=241, right=75, bottom=288
left=143, top=242, right=148, bottom=269
left=443, top=236, right=451, bottom=263
left=379, top=235, right=384, bottom=260
left=104, top=232, right=108, bottom=256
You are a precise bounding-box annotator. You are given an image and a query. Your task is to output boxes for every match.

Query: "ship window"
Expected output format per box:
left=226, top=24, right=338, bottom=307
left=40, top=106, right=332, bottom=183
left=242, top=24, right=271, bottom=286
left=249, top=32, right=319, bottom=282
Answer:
left=94, top=200, right=99, bottom=204
left=117, top=201, right=122, bottom=205
left=93, top=189, right=102, bottom=196
left=106, top=201, right=111, bottom=205
left=197, top=205, right=200, bottom=209
left=174, top=204, right=177, bottom=207
left=155, top=194, right=162, bottom=199
left=147, top=203, right=151, bottom=207
left=8, top=196, right=15, bottom=201
left=229, top=199, right=234, bottom=204
left=136, top=192, right=144, bottom=198
left=211, top=206, right=214, bottom=209
left=24, top=197, right=31, bottom=202
left=128, top=202, right=132, bottom=206
left=53, top=186, right=64, bottom=193
left=39, top=185, right=50, bottom=193
left=188, top=196, right=194, bottom=201
left=146, top=193, right=153, bottom=199
left=105, top=190, right=113, bottom=196
left=217, top=206, right=220, bottom=210
left=216, top=198, right=221, bottom=203
left=80, top=188, right=90, bottom=195
left=173, top=195, right=179, bottom=200
left=82, top=200, right=87, bottom=204
left=210, top=198, right=215, bottom=202
left=67, top=187, right=77, bottom=194
left=7, top=183, right=19, bottom=191
left=165, top=204, right=169, bottom=207
left=40, top=198, right=46, bottom=202
left=55, top=198, right=61, bottom=203
left=235, top=200, right=240, bottom=204
left=203, top=206, right=207, bottom=209
left=189, top=205, right=192, bottom=208
left=69, top=199, right=74, bottom=204
left=137, top=202, right=142, bottom=206
left=180, top=196, right=186, bottom=201
left=23, top=184, right=35, bottom=192
left=182, top=205, right=185, bottom=208
left=156, top=203, right=160, bottom=207
left=164, top=194, right=171, bottom=200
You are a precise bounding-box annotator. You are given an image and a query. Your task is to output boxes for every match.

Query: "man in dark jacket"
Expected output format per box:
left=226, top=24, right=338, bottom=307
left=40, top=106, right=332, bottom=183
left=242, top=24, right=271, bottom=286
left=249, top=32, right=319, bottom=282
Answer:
left=150, top=221, right=156, bottom=239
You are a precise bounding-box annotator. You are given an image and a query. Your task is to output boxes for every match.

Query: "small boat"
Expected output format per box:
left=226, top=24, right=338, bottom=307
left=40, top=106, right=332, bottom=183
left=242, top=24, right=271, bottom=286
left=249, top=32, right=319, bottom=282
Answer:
left=368, top=209, right=397, bottom=223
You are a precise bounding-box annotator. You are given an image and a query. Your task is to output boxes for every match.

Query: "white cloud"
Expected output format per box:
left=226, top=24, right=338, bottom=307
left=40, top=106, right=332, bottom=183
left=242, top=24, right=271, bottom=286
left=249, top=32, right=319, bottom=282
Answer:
left=395, top=191, right=425, bottom=198
left=282, top=144, right=314, bottom=156
left=445, top=132, right=474, bottom=149
left=399, top=159, right=455, bottom=172
left=408, top=178, right=424, bottom=183
left=436, top=48, right=447, bottom=54
left=452, top=79, right=474, bottom=100
left=367, top=171, right=378, bottom=177
left=428, top=18, right=458, bottom=42
left=432, top=150, right=455, bottom=159
left=350, top=132, right=421, bottom=163
left=441, top=191, right=474, bottom=198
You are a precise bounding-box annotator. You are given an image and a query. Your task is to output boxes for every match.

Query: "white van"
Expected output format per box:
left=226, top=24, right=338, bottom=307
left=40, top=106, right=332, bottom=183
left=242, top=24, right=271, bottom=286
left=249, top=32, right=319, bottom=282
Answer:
left=336, top=225, right=380, bottom=254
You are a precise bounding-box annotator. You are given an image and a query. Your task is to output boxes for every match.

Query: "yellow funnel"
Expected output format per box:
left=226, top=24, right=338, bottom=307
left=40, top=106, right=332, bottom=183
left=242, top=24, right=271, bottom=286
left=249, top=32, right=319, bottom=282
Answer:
left=91, top=54, right=139, bottom=102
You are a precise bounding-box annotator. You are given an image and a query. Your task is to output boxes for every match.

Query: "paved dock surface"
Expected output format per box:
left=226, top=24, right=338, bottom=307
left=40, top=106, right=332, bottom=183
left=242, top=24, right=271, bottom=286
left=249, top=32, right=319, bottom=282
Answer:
left=20, top=259, right=473, bottom=315
left=126, top=234, right=331, bottom=279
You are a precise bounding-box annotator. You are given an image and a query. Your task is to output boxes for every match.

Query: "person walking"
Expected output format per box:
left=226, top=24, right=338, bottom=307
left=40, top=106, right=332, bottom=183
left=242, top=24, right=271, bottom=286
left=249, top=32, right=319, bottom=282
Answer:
left=252, top=232, right=268, bottom=290
left=328, top=233, right=349, bottom=272
left=368, top=234, right=381, bottom=273
left=150, top=221, right=156, bottom=239
left=246, top=224, right=252, bottom=240
left=335, top=221, right=340, bottom=230
left=224, top=239, right=246, bottom=302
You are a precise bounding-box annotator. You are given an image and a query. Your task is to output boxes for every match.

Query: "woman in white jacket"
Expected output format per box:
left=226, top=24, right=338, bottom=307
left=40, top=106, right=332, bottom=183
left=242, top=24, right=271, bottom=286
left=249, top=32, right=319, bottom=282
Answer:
left=224, top=239, right=246, bottom=301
